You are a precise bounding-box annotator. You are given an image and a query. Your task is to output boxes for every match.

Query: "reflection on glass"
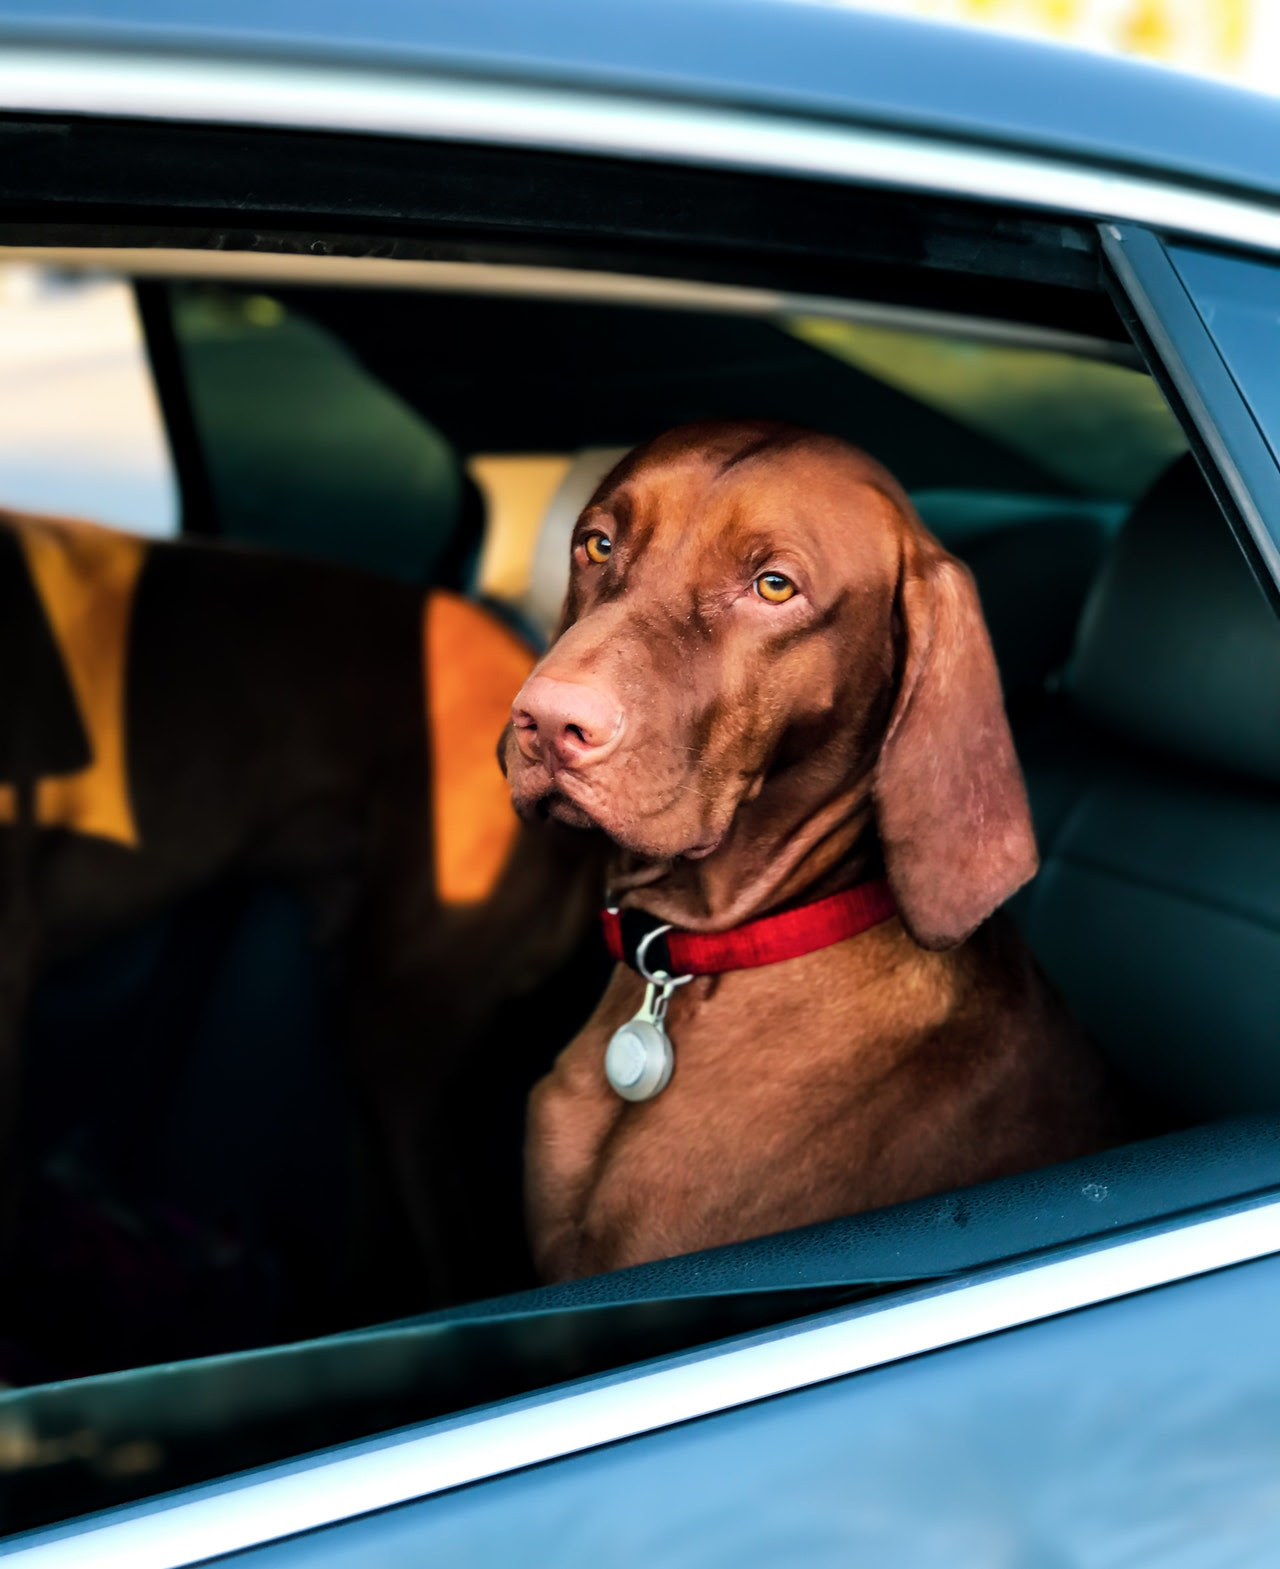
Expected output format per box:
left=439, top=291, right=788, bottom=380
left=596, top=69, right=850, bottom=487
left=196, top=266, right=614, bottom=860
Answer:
left=1169, top=243, right=1280, bottom=473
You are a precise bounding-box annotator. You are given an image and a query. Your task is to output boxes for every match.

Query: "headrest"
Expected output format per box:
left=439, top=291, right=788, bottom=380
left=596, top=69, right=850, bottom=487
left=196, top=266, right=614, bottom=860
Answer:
left=1065, top=455, right=1280, bottom=783
left=520, top=447, right=631, bottom=642
left=183, top=311, right=464, bottom=586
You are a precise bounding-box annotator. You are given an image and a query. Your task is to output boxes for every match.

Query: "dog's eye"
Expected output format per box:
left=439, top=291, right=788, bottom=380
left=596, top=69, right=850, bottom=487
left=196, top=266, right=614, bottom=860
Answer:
left=583, top=531, right=613, bottom=565
left=754, top=572, right=796, bottom=603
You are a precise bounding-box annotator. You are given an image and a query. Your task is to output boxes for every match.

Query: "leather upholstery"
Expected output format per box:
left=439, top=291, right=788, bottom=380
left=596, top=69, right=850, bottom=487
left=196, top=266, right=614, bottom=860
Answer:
left=959, top=513, right=1110, bottom=701
left=1015, top=457, right=1280, bottom=1115
left=1066, top=456, right=1280, bottom=784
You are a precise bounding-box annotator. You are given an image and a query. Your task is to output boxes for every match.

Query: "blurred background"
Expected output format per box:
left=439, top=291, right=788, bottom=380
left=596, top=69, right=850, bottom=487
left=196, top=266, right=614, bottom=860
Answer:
left=829, top=0, right=1276, bottom=90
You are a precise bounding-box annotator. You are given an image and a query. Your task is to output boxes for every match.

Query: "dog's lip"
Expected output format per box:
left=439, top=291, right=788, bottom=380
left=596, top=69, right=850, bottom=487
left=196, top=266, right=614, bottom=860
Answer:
left=508, top=749, right=729, bottom=861
left=540, top=792, right=600, bottom=831
left=529, top=784, right=728, bottom=863
left=509, top=761, right=601, bottom=827
left=680, top=834, right=724, bottom=861
left=537, top=765, right=606, bottom=824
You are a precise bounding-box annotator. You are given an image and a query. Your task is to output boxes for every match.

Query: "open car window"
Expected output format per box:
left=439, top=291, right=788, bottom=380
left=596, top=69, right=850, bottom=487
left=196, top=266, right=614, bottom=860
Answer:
left=1, top=215, right=1278, bottom=1553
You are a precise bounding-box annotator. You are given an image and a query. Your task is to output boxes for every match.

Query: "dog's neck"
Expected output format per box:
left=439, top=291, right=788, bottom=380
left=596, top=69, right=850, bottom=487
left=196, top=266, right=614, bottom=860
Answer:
left=605, top=763, right=882, bottom=932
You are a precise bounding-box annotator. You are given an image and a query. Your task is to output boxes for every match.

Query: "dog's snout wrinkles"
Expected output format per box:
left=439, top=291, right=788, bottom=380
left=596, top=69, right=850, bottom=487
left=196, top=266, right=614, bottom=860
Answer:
left=512, top=675, right=623, bottom=767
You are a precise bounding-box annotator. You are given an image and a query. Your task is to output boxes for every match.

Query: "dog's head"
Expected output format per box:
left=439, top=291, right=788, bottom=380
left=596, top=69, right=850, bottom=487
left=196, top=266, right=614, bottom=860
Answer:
left=503, top=420, right=1035, bottom=949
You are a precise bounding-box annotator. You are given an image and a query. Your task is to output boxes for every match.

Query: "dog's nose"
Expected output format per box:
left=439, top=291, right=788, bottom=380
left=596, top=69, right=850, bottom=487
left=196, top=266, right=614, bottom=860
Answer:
left=512, top=675, right=623, bottom=767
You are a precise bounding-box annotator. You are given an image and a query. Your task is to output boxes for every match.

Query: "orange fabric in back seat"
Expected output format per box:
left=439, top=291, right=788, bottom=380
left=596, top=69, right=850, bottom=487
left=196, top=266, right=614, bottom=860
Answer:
left=0, top=514, right=145, bottom=846
left=0, top=518, right=531, bottom=900
left=425, top=592, right=534, bottom=905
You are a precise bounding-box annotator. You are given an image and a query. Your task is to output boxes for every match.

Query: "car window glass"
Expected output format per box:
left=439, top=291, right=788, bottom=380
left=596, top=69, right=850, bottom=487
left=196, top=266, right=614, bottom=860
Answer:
left=788, top=315, right=1186, bottom=501
left=169, top=286, right=465, bottom=585
left=282, top=288, right=1087, bottom=499
left=233, top=289, right=1185, bottom=639
left=1167, top=243, right=1280, bottom=472
left=3, top=255, right=1265, bottom=1544
left=0, top=265, right=177, bottom=536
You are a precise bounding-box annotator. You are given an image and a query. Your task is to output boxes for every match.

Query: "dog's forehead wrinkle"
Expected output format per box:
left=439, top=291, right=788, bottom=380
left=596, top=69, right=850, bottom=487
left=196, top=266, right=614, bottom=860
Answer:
left=620, top=420, right=911, bottom=516
left=618, top=462, right=737, bottom=543
left=615, top=465, right=821, bottom=591
left=713, top=429, right=791, bottom=476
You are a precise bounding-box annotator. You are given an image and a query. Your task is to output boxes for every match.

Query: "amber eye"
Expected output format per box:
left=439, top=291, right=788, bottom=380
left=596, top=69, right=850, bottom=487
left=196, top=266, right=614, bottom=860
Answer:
left=755, top=571, right=796, bottom=603
left=584, top=531, right=613, bottom=565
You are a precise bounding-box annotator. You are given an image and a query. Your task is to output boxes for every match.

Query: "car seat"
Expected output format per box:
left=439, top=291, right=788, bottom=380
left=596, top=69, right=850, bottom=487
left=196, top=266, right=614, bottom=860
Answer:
left=175, top=300, right=476, bottom=588
left=15, top=302, right=522, bottom=1372
left=936, top=516, right=1118, bottom=714
left=1013, top=455, right=1280, bottom=1117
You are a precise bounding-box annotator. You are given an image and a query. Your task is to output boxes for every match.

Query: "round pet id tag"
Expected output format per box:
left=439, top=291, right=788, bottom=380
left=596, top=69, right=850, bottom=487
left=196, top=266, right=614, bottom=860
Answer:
left=603, top=920, right=693, bottom=1103
left=605, top=1015, right=674, bottom=1102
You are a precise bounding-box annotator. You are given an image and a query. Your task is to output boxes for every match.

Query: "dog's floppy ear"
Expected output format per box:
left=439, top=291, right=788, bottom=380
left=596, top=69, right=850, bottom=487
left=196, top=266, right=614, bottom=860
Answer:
left=873, top=535, right=1037, bottom=951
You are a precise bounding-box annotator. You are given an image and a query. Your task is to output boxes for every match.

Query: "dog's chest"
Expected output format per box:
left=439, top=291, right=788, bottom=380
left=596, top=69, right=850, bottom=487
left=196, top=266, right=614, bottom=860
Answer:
left=526, top=945, right=932, bottom=1277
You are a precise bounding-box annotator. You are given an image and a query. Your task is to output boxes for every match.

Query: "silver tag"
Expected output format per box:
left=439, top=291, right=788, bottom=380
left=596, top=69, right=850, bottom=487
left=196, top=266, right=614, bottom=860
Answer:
left=603, top=918, right=693, bottom=1104
left=605, top=981, right=677, bottom=1102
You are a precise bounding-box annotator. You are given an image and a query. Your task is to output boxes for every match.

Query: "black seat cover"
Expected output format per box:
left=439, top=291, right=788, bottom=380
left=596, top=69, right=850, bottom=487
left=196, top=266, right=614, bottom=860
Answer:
left=1015, top=457, right=1280, bottom=1116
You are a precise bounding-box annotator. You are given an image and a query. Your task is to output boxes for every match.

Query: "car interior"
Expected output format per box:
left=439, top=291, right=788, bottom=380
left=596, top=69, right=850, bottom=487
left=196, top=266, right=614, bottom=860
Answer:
left=2, top=177, right=1280, bottom=1531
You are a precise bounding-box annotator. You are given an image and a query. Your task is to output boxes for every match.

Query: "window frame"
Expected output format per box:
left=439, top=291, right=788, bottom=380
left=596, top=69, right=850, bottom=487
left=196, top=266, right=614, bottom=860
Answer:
left=5, top=65, right=1280, bottom=1565
left=1100, top=222, right=1280, bottom=612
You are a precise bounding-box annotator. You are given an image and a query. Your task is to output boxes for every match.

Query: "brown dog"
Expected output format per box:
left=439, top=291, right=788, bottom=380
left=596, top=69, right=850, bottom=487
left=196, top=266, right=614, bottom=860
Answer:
left=0, top=510, right=599, bottom=1309
left=505, top=419, right=1129, bottom=1282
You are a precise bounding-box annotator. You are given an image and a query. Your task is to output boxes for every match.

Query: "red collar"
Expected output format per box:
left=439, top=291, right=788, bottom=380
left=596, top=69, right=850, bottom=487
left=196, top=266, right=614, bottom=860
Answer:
left=602, top=878, right=897, bottom=978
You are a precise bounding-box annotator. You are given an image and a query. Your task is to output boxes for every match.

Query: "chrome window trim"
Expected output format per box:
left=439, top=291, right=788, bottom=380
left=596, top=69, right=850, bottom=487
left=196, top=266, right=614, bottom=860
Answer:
left=0, top=246, right=1136, bottom=362
left=5, top=1193, right=1280, bottom=1568
left=2, top=47, right=1280, bottom=258
left=2, top=42, right=1276, bottom=1569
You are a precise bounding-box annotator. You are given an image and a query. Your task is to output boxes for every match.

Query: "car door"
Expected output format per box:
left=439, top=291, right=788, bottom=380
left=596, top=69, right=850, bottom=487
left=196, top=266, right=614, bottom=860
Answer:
left=6, top=13, right=1280, bottom=1568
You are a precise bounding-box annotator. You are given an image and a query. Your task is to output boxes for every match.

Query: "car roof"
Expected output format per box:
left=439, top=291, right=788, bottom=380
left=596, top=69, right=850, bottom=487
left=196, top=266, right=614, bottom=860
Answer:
left=2, top=0, right=1279, bottom=208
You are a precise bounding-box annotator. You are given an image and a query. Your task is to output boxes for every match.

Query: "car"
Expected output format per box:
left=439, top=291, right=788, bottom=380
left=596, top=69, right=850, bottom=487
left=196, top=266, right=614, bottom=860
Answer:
left=2, top=1, right=1280, bottom=1563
